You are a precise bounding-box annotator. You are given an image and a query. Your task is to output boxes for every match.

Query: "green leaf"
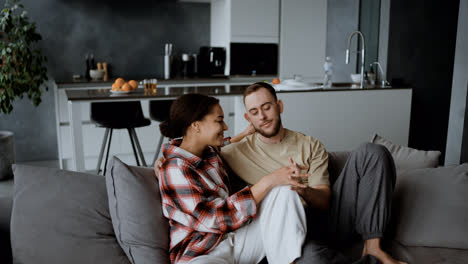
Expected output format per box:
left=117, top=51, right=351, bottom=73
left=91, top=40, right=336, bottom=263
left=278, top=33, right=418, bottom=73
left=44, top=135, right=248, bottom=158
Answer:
left=0, top=0, right=48, bottom=115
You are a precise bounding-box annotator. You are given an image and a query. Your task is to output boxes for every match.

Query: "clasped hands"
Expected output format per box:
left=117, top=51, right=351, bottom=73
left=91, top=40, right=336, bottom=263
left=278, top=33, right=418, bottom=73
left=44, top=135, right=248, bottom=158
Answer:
left=153, top=156, right=309, bottom=191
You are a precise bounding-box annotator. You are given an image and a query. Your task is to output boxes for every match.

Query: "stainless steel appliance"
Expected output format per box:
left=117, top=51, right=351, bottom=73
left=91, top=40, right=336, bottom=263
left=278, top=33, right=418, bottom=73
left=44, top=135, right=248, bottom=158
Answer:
left=198, top=47, right=226, bottom=77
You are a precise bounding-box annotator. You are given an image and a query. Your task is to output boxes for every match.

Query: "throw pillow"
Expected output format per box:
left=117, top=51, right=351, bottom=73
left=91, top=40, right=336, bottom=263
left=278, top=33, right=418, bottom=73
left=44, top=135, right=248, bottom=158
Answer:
left=391, top=164, right=468, bottom=249
left=370, top=133, right=441, bottom=174
left=106, top=157, right=170, bottom=264
left=11, top=164, right=130, bottom=264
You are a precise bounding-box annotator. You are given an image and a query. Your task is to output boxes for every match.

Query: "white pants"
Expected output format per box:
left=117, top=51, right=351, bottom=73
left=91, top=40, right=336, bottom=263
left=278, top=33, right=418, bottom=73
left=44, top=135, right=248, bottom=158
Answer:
left=187, top=186, right=307, bottom=264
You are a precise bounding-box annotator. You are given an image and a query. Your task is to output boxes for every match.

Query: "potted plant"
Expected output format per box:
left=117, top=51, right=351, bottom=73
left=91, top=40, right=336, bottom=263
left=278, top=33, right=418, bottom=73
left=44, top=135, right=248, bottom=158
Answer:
left=0, top=0, right=48, bottom=180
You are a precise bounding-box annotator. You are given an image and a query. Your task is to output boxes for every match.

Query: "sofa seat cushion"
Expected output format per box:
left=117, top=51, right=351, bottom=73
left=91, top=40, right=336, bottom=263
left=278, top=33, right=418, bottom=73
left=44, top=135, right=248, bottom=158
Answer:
left=391, top=164, right=468, bottom=249
left=106, top=157, right=170, bottom=264
left=386, top=241, right=468, bottom=264
left=11, top=165, right=130, bottom=264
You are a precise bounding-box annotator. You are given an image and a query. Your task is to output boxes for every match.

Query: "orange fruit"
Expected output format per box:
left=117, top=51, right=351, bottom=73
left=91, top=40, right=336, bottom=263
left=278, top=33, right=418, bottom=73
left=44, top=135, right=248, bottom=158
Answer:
left=112, top=83, right=121, bottom=90
left=115, top=77, right=125, bottom=87
left=272, top=78, right=280, bottom=84
left=128, top=80, right=138, bottom=90
left=121, top=83, right=131, bottom=91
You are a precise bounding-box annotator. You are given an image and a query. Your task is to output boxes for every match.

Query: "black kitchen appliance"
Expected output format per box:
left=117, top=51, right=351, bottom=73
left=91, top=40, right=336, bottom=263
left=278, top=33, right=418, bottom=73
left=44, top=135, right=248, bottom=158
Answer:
left=198, top=47, right=226, bottom=77
left=230, top=43, right=278, bottom=76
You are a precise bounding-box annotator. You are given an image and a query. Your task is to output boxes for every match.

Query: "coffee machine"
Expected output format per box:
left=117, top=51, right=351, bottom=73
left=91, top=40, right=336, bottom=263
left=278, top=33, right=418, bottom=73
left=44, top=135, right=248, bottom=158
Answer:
left=198, top=47, right=226, bottom=77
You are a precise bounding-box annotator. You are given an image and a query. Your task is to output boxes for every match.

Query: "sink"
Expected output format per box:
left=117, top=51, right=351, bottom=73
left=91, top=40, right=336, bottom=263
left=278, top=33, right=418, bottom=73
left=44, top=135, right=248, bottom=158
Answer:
left=312, top=82, right=391, bottom=89
left=311, top=82, right=360, bottom=88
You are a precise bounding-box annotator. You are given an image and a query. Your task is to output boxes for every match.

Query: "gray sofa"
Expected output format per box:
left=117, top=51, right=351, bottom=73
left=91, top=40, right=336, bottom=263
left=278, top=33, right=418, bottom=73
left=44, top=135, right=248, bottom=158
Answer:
left=1, top=150, right=468, bottom=264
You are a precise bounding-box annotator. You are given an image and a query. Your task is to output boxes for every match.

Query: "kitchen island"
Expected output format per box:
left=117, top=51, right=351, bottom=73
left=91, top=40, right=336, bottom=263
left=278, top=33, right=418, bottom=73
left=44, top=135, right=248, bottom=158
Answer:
left=55, top=80, right=412, bottom=172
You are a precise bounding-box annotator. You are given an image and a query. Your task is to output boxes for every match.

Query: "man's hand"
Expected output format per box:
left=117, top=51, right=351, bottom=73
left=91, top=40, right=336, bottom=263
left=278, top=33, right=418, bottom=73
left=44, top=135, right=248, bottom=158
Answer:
left=288, top=157, right=330, bottom=210
left=153, top=157, right=165, bottom=180
left=288, top=157, right=309, bottom=185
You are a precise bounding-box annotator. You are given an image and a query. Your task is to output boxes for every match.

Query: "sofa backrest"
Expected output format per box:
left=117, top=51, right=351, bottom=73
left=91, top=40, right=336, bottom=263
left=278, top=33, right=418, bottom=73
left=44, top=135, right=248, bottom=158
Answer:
left=11, top=164, right=131, bottom=264
left=327, top=151, right=351, bottom=186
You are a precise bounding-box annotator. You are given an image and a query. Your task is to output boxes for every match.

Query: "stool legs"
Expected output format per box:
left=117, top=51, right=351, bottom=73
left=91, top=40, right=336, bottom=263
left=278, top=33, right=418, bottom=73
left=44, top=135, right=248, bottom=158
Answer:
left=103, top=128, right=114, bottom=176
left=129, top=128, right=147, bottom=167
left=96, top=128, right=147, bottom=176
left=128, top=128, right=141, bottom=166
left=152, top=135, right=165, bottom=166
left=96, top=128, right=111, bottom=174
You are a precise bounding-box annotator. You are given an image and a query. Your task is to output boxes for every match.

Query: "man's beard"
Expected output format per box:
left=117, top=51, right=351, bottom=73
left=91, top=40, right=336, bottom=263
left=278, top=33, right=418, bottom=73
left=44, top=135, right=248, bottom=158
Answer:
left=254, top=119, right=282, bottom=138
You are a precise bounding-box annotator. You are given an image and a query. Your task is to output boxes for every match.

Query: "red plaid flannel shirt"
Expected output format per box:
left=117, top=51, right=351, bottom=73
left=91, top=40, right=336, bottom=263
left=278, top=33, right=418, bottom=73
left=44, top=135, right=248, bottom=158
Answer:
left=159, top=139, right=257, bottom=264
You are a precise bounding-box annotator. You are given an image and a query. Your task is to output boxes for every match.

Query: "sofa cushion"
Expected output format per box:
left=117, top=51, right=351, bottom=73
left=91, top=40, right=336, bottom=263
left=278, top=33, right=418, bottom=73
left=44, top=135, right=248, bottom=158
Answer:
left=327, top=151, right=350, bottom=185
left=106, top=157, right=170, bottom=264
left=385, top=240, right=468, bottom=264
left=370, top=134, right=441, bottom=174
left=392, top=164, right=468, bottom=249
left=11, top=165, right=130, bottom=264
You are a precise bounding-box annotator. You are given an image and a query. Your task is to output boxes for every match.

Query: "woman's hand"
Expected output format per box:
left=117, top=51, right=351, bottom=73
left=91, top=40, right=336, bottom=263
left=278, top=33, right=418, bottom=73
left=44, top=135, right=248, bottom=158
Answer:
left=244, top=123, right=256, bottom=136
left=231, top=123, right=256, bottom=143
left=153, top=157, right=165, bottom=180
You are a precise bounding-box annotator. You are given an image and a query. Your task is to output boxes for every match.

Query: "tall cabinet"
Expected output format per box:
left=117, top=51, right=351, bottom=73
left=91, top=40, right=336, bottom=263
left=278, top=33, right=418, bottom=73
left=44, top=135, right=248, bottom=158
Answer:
left=279, top=0, right=328, bottom=82
left=210, top=0, right=327, bottom=81
left=211, top=0, right=280, bottom=75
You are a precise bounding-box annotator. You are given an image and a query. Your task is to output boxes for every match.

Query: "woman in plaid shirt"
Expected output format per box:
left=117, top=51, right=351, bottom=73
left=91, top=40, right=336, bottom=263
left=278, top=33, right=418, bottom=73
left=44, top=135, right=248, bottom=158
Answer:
left=158, top=94, right=308, bottom=264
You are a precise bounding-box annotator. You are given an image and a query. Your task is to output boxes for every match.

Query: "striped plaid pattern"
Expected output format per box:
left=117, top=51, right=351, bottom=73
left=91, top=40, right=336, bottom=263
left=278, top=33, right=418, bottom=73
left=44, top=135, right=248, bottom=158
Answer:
left=159, top=139, right=257, bottom=264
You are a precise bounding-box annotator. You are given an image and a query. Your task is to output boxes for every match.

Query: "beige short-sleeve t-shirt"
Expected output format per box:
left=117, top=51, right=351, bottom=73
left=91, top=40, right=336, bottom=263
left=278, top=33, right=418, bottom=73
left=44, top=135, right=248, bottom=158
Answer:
left=221, top=129, right=329, bottom=187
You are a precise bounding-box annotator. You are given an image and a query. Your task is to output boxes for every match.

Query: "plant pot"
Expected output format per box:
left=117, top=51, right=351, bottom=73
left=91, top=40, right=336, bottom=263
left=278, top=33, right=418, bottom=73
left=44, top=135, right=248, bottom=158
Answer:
left=0, top=131, right=15, bottom=180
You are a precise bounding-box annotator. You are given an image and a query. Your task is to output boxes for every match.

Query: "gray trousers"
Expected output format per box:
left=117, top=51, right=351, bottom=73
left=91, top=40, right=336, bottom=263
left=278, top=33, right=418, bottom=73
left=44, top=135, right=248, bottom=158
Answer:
left=296, top=142, right=396, bottom=264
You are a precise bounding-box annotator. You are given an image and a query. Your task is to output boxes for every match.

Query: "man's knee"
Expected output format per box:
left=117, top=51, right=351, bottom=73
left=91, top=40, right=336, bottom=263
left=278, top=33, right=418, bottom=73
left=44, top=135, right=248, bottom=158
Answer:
left=353, top=142, right=394, bottom=166
left=356, top=142, right=389, bottom=157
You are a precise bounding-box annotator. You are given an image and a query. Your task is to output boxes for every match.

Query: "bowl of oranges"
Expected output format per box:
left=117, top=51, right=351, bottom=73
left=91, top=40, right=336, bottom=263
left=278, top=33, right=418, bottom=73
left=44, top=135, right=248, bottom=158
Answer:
left=111, top=78, right=138, bottom=94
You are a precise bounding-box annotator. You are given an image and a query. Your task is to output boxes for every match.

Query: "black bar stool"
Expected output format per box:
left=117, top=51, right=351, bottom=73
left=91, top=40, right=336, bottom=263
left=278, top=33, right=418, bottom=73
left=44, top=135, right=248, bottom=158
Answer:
left=149, top=100, right=173, bottom=165
left=91, top=102, right=151, bottom=175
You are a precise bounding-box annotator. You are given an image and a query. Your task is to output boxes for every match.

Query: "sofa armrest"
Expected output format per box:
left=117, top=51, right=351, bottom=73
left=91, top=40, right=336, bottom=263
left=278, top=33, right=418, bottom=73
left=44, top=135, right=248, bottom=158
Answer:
left=0, top=196, right=12, bottom=264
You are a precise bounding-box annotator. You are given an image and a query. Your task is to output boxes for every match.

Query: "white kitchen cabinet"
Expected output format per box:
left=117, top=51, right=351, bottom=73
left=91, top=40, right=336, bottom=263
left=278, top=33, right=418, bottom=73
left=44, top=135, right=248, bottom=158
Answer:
left=279, top=0, right=328, bottom=82
left=230, top=0, right=280, bottom=43
left=234, top=88, right=412, bottom=152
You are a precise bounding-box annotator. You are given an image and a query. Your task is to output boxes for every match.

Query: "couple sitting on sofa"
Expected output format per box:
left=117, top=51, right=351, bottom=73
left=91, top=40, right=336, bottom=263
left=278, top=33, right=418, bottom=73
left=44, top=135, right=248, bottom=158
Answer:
left=155, top=82, right=406, bottom=264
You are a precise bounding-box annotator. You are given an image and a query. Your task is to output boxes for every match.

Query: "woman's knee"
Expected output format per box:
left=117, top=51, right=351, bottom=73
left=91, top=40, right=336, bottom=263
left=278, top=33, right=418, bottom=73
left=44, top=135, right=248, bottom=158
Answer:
left=269, top=186, right=301, bottom=201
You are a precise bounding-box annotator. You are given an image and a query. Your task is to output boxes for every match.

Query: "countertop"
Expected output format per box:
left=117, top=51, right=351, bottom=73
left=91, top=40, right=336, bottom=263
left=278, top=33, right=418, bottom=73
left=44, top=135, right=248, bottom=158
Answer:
left=65, top=84, right=411, bottom=102
left=55, top=75, right=275, bottom=89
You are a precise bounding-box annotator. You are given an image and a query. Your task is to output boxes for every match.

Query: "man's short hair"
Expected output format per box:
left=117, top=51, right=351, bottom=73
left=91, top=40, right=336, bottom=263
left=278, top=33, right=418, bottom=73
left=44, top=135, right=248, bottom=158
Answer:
left=243, top=82, right=278, bottom=104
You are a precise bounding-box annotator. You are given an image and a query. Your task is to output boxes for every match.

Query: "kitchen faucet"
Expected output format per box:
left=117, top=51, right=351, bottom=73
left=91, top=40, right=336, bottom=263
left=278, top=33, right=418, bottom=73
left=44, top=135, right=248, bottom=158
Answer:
left=371, top=62, right=389, bottom=87
left=345, top=31, right=366, bottom=88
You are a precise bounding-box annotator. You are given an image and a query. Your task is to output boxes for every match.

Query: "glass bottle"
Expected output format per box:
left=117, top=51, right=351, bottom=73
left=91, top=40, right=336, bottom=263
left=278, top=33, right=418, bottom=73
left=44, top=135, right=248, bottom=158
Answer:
left=323, top=56, right=333, bottom=88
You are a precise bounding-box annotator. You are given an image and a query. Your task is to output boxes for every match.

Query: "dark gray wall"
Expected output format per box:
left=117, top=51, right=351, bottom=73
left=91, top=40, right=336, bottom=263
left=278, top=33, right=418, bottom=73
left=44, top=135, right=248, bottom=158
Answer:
left=387, top=0, right=460, bottom=163
left=326, top=0, right=360, bottom=82
left=446, top=0, right=468, bottom=165
left=0, top=0, right=209, bottom=161
left=359, top=0, right=380, bottom=73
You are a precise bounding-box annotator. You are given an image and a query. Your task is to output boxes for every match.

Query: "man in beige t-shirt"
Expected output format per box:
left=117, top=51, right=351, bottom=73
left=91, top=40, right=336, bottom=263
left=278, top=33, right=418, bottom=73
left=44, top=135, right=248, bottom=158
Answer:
left=222, top=128, right=329, bottom=195
left=219, top=82, right=406, bottom=264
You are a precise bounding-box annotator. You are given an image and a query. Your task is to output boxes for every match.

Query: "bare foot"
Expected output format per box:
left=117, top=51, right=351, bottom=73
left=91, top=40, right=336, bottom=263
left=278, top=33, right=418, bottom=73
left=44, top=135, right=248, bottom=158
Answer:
left=362, top=238, right=408, bottom=264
